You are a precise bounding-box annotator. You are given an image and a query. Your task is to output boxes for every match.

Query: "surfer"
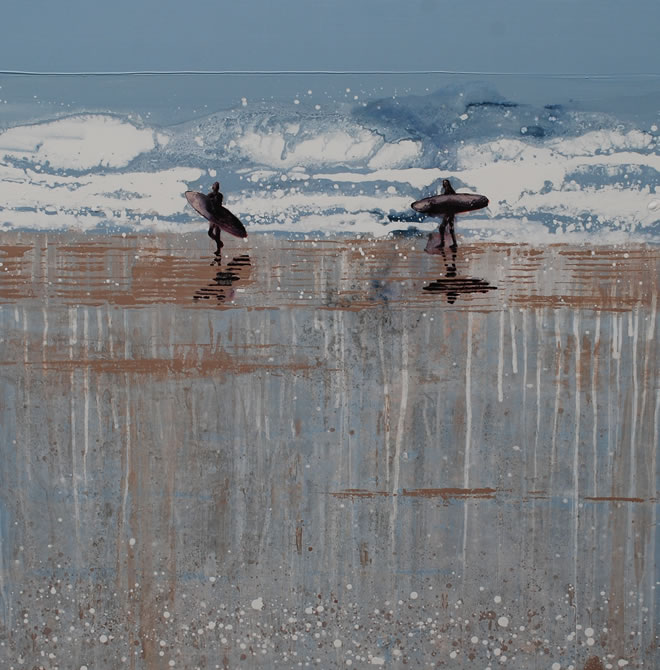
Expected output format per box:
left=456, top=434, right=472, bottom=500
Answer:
left=441, top=179, right=456, bottom=195
left=439, top=179, right=458, bottom=250
left=207, top=182, right=225, bottom=252
left=412, top=178, right=488, bottom=251
left=185, top=181, right=248, bottom=255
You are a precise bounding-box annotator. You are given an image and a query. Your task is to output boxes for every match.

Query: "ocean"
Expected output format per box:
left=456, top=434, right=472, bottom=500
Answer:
left=0, top=72, right=658, bottom=243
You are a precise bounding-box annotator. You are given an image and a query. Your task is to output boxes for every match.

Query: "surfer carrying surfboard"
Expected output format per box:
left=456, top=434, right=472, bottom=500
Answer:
left=411, top=179, right=489, bottom=250
left=206, top=182, right=225, bottom=250
left=185, top=181, right=248, bottom=255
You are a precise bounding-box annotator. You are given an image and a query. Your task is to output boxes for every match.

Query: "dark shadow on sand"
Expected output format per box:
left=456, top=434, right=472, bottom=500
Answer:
left=423, top=236, right=497, bottom=304
left=193, top=254, right=251, bottom=303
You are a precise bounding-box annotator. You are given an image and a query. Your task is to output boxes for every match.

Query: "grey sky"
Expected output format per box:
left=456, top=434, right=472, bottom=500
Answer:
left=1, top=0, right=658, bottom=74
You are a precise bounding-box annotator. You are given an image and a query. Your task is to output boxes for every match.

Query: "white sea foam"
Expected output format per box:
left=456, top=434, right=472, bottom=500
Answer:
left=368, top=140, right=423, bottom=169
left=0, top=115, right=159, bottom=170
left=232, top=127, right=381, bottom=169
left=0, top=98, right=657, bottom=243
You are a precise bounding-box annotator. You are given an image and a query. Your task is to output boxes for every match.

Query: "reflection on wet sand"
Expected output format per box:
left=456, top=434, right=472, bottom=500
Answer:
left=0, top=232, right=658, bottom=670
left=193, top=254, right=251, bottom=302
left=423, top=243, right=497, bottom=304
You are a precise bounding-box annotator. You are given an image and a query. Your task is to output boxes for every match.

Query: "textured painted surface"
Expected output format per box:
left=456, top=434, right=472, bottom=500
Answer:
left=0, top=233, right=658, bottom=669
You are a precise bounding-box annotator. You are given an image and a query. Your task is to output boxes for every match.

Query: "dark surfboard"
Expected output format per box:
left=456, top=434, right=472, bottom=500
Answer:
left=185, top=191, right=248, bottom=239
left=411, top=193, right=489, bottom=217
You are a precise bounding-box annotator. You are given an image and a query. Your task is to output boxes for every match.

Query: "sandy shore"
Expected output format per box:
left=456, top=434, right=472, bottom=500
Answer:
left=0, top=232, right=658, bottom=669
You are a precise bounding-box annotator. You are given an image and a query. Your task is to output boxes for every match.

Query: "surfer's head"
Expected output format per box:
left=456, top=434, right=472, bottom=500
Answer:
left=211, top=182, right=220, bottom=193
left=442, top=179, right=455, bottom=195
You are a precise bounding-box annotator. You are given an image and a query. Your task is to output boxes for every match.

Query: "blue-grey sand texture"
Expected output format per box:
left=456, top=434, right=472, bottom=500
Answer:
left=0, top=233, right=657, bottom=669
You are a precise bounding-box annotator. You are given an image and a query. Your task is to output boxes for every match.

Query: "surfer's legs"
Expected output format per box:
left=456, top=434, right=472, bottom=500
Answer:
left=208, top=225, right=223, bottom=252
left=448, top=216, right=457, bottom=249
left=438, top=217, right=448, bottom=247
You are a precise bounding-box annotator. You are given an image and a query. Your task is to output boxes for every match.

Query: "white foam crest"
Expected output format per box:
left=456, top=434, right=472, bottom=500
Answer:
left=0, top=115, right=158, bottom=170
left=368, top=140, right=423, bottom=169
left=454, top=138, right=660, bottom=221
left=516, top=187, right=659, bottom=226
left=312, top=167, right=443, bottom=189
left=549, top=129, right=654, bottom=157
left=233, top=128, right=382, bottom=168
left=0, top=163, right=203, bottom=217
left=234, top=191, right=413, bottom=217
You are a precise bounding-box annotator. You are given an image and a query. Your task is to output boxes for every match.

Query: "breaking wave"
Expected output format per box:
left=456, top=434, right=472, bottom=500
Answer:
left=0, top=80, right=658, bottom=242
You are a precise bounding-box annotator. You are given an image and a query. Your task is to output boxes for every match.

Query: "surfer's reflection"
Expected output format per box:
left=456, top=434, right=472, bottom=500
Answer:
left=193, top=254, right=251, bottom=303
left=423, top=238, right=496, bottom=304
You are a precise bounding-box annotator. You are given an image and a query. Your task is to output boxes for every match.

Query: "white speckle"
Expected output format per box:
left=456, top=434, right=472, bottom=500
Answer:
left=334, top=639, right=342, bottom=648
left=294, top=99, right=300, bottom=105
left=305, top=606, right=313, bottom=614
left=371, top=657, right=385, bottom=666
left=163, top=611, right=171, bottom=619
left=251, top=597, right=264, bottom=611
left=471, top=636, right=479, bottom=644
left=168, top=661, right=175, bottom=667
left=209, top=576, right=216, bottom=583
left=585, top=627, right=594, bottom=637
left=241, top=97, right=247, bottom=107
left=207, top=621, right=216, bottom=630
left=317, top=605, right=324, bottom=613
left=587, top=638, right=595, bottom=646
left=498, top=616, right=509, bottom=628
left=50, top=587, right=56, bottom=594
left=346, top=584, right=353, bottom=590
left=494, top=595, right=502, bottom=603
left=459, top=113, right=469, bottom=121
left=81, top=666, right=88, bottom=670
left=410, top=591, right=418, bottom=600
left=129, top=538, right=136, bottom=547
left=450, top=650, right=458, bottom=658
left=552, top=664, right=561, bottom=670
left=99, top=634, right=108, bottom=643
left=617, top=661, right=628, bottom=667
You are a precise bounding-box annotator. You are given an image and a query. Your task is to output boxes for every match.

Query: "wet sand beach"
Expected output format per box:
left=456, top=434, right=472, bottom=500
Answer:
left=0, top=232, right=658, bottom=669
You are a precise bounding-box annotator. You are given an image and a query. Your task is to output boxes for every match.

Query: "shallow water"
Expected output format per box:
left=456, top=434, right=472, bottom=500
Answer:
left=0, top=233, right=658, bottom=669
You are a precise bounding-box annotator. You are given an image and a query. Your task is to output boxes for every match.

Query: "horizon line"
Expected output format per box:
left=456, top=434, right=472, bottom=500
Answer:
left=0, top=69, right=659, bottom=78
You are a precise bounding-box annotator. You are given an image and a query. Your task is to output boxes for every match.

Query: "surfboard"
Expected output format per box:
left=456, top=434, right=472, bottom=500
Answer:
left=411, top=193, right=489, bottom=217
left=185, top=191, right=248, bottom=239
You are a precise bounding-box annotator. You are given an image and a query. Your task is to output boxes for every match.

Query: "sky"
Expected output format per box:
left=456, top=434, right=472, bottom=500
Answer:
left=0, top=0, right=658, bottom=75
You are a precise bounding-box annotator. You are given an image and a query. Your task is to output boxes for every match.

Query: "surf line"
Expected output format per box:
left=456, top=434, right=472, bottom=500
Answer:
left=2, top=69, right=660, bottom=79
